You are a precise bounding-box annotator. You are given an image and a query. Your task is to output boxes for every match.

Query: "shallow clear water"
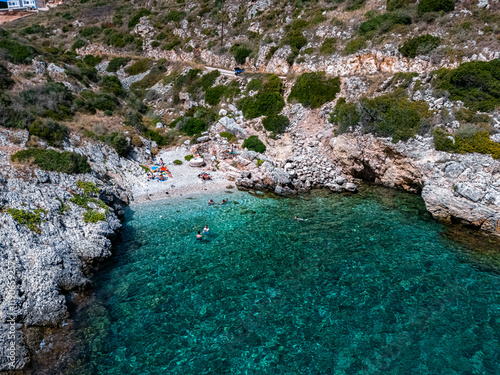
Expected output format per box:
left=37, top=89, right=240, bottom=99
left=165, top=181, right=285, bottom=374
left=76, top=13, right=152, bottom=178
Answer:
left=69, top=187, right=500, bottom=374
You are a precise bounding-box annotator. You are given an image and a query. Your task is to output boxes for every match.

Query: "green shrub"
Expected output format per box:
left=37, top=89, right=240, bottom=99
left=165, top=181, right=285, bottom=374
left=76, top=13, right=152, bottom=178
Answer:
left=76, top=180, right=99, bottom=195
left=80, top=90, right=119, bottom=112
left=65, top=62, right=99, bottom=84
left=454, top=108, right=491, bottom=124
left=106, top=32, right=128, bottom=48
left=205, top=85, right=226, bottom=105
left=21, top=24, right=46, bottom=35
left=20, top=82, right=74, bottom=120
left=166, top=10, right=186, bottom=22
left=83, top=210, right=106, bottom=223
left=231, top=44, right=252, bottom=65
left=182, top=118, right=208, bottom=135
left=454, top=131, right=500, bottom=159
left=7, top=208, right=44, bottom=233
left=72, top=39, right=86, bottom=51
left=107, top=57, right=131, bottom=72
left=0, top=63, right=15, bottom=89
left=399, top=34, right=441, bottom=58
left=432, top=128, right=455, bottom=152
left=238, top=74, right=284, bottom=118
left=173, top=159, right=183, bottom=165
left=289, top=72, right=341, bottom=109
left=266, top=46, right=278, bottom=60
left=101, top=76, right=124, bottom=96
left=28, top=120, right=68, bottom=147
left=243, top=135, right=266, bottom=153
left=79, top=26, right=101, bottom=38
left=433, top=60, right=500, bottom=111
left=343, top=38, right=367, bottom=55
left=70, top=194, right=107, bottom=209
left=108, top=133, right=130, bottom=156
left=0, top=39, right=35, bottom=64
left=285, top=20, right=309, bottom=52
left=199, top=70, right=220, bottom=90
left=125, top=59, right=150, bottom=75
left=333, top=91, right=431, bottom=142
left=129, top=9, right=151, bottom=27
left=129, top=66, right=165, bottom=93
left=184, top=154, right=194, bottom=161
left=359, top=13, right=411, bottom=35
left=11, top=149, right=91, bottom=174
left=262, top=115, right=290, bottom=134
left=220, top=131, right=236, bottom=142
left=330, top=98, right=360, bottom=133
left=390, top=72, right=419, bottom=88
left=239, top=92, right=285, bottom=118
left=387, top=0, right=409, bottom=11
left=247, top=78, right=262, bottom=92
left=320, top=38, right=336, bottom=55
left=346, top=0, right=366, bottom=10
left=144, top=130, right=169, bottom=146
left=417, top=0, right=454, bottom=15
left=83, top=54, right=102, bottom=67
left=224, top=80, right=241, bottom=99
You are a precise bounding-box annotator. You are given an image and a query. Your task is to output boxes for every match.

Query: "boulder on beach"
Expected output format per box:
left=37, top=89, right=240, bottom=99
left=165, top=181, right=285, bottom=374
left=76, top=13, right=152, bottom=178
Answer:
left=189, top=158, right=205, bottom=167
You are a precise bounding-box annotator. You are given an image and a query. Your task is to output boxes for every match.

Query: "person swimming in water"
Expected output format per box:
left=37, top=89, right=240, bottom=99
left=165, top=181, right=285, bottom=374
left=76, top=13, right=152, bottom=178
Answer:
left=202, top=225, right=210, bottom=235
left=294, top=216, right=307, bottom=221
left=208, top=199, right=215, bottom=205
left=221, top=198, right=228, bottom=204
left=196, top=231, right=203, bottom=240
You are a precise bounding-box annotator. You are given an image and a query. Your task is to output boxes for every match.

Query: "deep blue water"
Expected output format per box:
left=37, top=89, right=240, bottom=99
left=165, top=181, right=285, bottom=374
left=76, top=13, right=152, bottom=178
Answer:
left=69, top=187, right=500, bottom=374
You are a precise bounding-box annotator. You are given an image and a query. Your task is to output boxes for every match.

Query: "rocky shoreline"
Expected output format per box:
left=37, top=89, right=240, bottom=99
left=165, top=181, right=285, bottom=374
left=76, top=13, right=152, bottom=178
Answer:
left=1, top=114, right=500, bottom=371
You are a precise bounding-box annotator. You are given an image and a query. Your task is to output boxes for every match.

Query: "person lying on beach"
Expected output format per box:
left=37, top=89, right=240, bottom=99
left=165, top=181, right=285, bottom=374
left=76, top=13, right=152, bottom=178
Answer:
left=196, top=231, right=203, bottom=240
left=202, top=225, right=210, bottom=235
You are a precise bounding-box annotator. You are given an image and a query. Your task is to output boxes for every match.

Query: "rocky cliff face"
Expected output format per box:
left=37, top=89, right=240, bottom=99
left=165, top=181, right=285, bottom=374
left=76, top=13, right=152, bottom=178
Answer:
left=0, top=128, right=143, bottom=371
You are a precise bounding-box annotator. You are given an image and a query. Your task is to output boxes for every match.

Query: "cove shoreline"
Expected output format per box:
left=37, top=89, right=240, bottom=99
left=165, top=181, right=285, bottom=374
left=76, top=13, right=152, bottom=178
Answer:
left=17, top=182, right=500, bottom=374
left=36, top=184, right=500, bottom=374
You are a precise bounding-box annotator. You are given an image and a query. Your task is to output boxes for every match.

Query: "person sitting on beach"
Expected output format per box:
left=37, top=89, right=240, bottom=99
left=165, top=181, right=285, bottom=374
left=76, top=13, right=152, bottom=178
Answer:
left=158, top=174, right=165, bottom=181
left=159, top=158, right=165, bottom=167
left=208, top=199, right=215, bottom=205
left=196, top=231, right=203, bottom=240
left=202, top=225, right=210, bottom=235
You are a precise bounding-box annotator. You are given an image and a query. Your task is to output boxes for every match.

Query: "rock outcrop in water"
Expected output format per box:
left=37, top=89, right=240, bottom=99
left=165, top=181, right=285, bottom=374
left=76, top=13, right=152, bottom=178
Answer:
left=329, top=134, right=500, bottom=237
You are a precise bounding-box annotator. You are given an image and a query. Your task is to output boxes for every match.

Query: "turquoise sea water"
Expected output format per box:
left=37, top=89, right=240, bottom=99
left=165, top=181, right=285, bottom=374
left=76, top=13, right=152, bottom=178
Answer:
left=69, top=187, right=500, bottom=374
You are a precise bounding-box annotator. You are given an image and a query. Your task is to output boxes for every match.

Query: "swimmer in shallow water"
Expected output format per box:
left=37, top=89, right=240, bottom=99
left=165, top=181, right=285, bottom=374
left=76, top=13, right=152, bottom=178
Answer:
left=202, top=225, right=210, bottom=235
left=196, top=231, right=203, bottom=240
left=208, top=199, right=215, bottom=205
left=294, top=216, right=307, bottom=221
